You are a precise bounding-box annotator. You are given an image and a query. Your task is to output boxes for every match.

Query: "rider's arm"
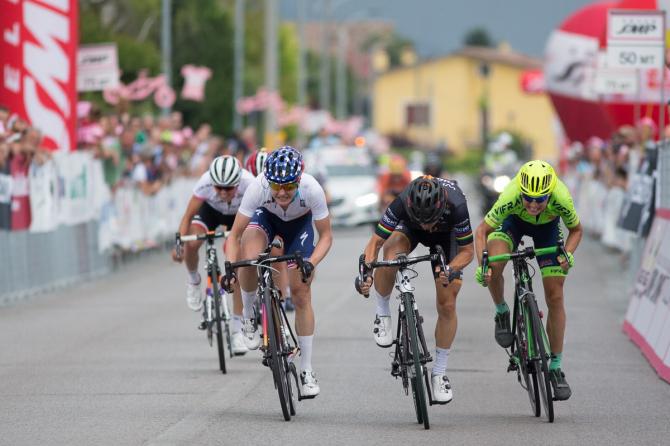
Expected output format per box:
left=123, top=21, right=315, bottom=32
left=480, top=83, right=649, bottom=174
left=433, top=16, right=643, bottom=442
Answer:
left=227, top=212, right=251, bottom=262
left=565, top=222, right=583, bottom=255
left=177, top=195, right=204, bottom=236
left=363, top=233, right=386, bottom=264
left=474, top=221, right=497, bottom=265
left=449, top=242, right=474, bottom=272
left=311, top=216, right=333, bottom=267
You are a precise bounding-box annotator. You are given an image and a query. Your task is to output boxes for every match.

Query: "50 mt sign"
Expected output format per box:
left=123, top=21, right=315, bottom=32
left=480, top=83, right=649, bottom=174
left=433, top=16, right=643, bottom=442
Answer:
left=608, top=46, right=664, bottom=69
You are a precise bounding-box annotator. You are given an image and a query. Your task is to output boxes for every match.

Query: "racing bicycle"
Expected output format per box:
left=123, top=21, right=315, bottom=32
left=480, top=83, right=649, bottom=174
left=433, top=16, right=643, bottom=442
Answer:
left=223, top=239, right=311, bottom=421
left=481, top=240, right=568, bottom=423
left=358, top=246, right=461, bottom=430
left=176, top=231, right=234, bottom=374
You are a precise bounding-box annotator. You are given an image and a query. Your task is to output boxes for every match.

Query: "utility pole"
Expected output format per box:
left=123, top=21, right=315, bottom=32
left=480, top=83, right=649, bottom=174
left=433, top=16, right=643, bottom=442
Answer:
left=335, top=25, right=348, bottom=119
left=297, top=0, right=307, bottom=145
left=265, top=0, right=278, bottom=146
left=233, top=0, right=245, bottom=132
left=160, top=0, right=172, bottom=116
left=319, top=0, right=331, bottom=113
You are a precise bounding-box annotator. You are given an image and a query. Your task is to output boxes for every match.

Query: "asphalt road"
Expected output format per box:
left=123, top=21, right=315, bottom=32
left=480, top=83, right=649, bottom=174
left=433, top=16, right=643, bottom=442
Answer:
left=2, top=187, right=670, bottom=445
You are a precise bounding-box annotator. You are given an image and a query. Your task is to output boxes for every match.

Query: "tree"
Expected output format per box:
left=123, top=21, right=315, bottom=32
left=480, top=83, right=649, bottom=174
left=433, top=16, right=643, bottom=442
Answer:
left=463, top=27, right=495, bottom=47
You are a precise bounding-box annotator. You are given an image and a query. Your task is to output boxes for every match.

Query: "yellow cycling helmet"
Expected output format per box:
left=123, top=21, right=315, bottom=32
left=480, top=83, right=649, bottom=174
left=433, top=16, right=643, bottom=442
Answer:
left=517, top=160, right=557, bottom=197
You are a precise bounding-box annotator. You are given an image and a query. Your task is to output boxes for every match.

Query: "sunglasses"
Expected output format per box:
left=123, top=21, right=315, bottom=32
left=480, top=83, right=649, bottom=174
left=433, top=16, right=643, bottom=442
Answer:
left=214, top=185, right=236, bottom=191
left=522, top=193, right=549, bottom=203
left=269, top=181, right=299, bottom=192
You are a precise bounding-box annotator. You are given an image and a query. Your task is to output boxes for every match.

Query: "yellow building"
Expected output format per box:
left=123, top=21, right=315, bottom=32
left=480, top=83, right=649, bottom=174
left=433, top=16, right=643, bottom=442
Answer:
left=373, top=46, right=558, bottom=160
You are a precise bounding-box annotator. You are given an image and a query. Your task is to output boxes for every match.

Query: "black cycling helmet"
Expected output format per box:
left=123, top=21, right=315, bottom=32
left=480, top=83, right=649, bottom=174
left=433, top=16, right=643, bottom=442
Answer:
left=404, top=176, right=447, bottom=224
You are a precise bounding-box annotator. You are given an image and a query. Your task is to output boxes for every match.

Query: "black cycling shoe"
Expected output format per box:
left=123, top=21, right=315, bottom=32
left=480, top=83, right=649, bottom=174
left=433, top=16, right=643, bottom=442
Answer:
left=283, top=297, right=295, bottom=312
left=494, top=311, right=514, bottom=348
left=550, top=368, right=572, bottom=401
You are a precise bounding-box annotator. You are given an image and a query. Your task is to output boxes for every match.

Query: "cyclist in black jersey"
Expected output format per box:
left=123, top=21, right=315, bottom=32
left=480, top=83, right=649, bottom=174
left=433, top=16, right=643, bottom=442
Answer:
left=355, top=176, right=474, bottom=404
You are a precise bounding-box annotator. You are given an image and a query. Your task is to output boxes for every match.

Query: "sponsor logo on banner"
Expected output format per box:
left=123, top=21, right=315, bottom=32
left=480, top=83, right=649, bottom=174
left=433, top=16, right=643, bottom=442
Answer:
left=623, top=209, right=670, bottom=383
left=0, top=0, right=78, bottom=152
left=77, top=43, right=120, bottom=92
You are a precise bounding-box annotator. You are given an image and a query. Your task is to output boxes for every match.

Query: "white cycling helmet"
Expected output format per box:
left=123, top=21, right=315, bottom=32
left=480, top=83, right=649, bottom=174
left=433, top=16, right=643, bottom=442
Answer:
left=209, top=155, right=242, bottom=187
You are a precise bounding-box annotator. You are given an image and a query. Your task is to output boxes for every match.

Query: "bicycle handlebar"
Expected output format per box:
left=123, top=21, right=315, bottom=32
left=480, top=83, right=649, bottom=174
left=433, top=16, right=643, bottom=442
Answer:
left=176, top=230, right=228, bottom=243
left=222, top=238, right=310, bottom=291
left=481, top=239, right=568, bottom=277
left=357, top=246, right=457, bottom=298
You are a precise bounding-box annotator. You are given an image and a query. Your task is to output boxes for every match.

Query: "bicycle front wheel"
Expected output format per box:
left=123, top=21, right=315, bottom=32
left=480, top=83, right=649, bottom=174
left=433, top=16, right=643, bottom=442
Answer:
left=404, top=293, right=429, bottom=430
left=211, top=278, right=226, bottom=374
left=265, top=287, right=291, bottom=421
left=527, top=296, right=554, bottom=423
left=514, top=297, right=539, bottom=417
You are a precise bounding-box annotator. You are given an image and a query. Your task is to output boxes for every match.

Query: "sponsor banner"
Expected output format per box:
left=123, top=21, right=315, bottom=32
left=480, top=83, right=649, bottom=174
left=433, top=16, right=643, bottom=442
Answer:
left=54, top=151, right=96, bottom=226
left=28, top=158, right=59, bottom=233
left=623, top=208, right=670, bottom=383
left=77, top=43, right=119, bottom=92
left=0, top=0, right=78, bottom=152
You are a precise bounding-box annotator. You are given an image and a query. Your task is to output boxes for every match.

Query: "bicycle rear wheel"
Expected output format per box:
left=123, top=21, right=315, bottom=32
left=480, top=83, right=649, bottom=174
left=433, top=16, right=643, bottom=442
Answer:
left=527, top=296, right=554, bottom=423
left=211, top=278, right=226, bottom=374
left=265, top=287, right=291, bottom=421
left=404, top=293, right=429, bottom=430
left=514, top=297, right=539, bottom=417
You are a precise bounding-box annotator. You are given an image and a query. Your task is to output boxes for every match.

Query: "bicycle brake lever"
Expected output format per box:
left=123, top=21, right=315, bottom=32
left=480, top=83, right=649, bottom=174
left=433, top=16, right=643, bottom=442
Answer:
left=358, top=254, right=371, bottom=298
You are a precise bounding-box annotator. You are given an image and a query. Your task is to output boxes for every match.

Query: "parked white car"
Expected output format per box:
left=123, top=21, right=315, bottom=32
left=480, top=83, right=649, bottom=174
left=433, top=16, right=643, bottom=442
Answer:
left=303, top=145, right=380, bottom=227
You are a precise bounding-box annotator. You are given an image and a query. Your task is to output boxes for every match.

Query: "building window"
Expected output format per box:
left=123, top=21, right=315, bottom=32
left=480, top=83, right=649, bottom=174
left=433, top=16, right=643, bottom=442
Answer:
left=405, top=103, right=430, bottom=127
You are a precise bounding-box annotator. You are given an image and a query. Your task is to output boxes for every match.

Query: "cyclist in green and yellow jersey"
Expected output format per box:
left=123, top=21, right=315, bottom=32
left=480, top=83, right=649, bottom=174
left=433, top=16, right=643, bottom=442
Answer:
left=474, top=160, right=583, bottom=401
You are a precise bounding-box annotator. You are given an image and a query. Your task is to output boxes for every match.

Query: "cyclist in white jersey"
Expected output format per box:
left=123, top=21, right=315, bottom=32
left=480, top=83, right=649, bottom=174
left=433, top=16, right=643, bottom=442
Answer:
left=227, top=146, right=333, bottom=397
left=172, top=155, right=254, bottom=355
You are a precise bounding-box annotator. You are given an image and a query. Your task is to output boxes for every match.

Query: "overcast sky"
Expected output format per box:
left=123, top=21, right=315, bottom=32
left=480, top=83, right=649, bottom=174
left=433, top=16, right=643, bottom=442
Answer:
left=281, top=0, right=597, bottom=58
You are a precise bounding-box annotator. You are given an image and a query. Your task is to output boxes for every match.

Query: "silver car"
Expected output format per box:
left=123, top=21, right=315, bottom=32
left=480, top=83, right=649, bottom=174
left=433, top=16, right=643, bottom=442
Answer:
left=303, top=146, right=380, bottom=227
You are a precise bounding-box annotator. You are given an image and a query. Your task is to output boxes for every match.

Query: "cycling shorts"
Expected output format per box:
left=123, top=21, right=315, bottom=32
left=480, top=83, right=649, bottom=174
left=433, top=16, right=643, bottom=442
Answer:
left=488, top=215, right=566, bottom=277
left=192, top=201, right=236, bottom=232
left=247, top=208, right=314, bottom=267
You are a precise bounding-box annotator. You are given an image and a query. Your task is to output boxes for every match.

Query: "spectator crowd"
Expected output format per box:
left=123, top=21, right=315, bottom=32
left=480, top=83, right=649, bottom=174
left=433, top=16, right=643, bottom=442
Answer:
left=0, top=102, right=263, bottom=231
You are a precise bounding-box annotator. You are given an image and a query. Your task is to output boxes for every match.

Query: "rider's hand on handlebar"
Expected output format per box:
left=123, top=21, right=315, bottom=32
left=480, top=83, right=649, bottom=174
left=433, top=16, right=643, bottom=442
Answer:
left=355, top=275, right=373, bottom=296
left=434, top=266, right=450, bottom=287
left=557, top=251, right=574, bottom=272
left=302, top=261, right=315, bottom=282
left=172, top=246, right=183, bottom=263
left=475, top=265, right=491, bottom=287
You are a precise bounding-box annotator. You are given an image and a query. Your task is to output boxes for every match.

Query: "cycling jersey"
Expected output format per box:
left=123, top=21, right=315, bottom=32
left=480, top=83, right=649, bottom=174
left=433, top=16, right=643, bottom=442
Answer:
left=484, top=176, right=579, bottom=229
left=193, top=168, right=255, bottom=215
left=376, top=178, right=473, bottom=246
left=238, top=173, right=329, bottom=222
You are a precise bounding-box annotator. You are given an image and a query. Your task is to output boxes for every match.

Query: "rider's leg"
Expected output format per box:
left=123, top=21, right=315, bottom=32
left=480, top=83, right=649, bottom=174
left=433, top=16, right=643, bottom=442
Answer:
left=184, top=222, right=206, bottom=282
left=486, top=236, right=511, bottom=306
left=238, top=227, right=267, bottom=318
left=433, top=278, right=461, bottom=371
left=373, top=231, right=412, bottom=308
left=541, top=273, right=566, bottom=367
left=487, top=231, right=514, bottom=348
left=540, top=268, right=571, bottom=400
left=289, top=266, right=318, bottom=395
left=222, top=236, right=244, bottom=333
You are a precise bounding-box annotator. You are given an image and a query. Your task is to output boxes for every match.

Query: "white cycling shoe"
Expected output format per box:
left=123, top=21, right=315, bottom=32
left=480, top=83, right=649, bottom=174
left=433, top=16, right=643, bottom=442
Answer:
left=242, top=318, right=261, bottom=350
left=186, top=282, right=203, bottom=311
left=431, top=374, right=453, bottom=404
left=231, top=331, right=249, bottom=356
left=300, top=370, right=320, bottom=397
left=373, top=315, right=393, bottom=348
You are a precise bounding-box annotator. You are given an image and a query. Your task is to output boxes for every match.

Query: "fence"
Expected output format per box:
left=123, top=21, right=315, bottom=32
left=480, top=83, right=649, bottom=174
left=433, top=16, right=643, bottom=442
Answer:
left=1, top=152, right=194, bottom=304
